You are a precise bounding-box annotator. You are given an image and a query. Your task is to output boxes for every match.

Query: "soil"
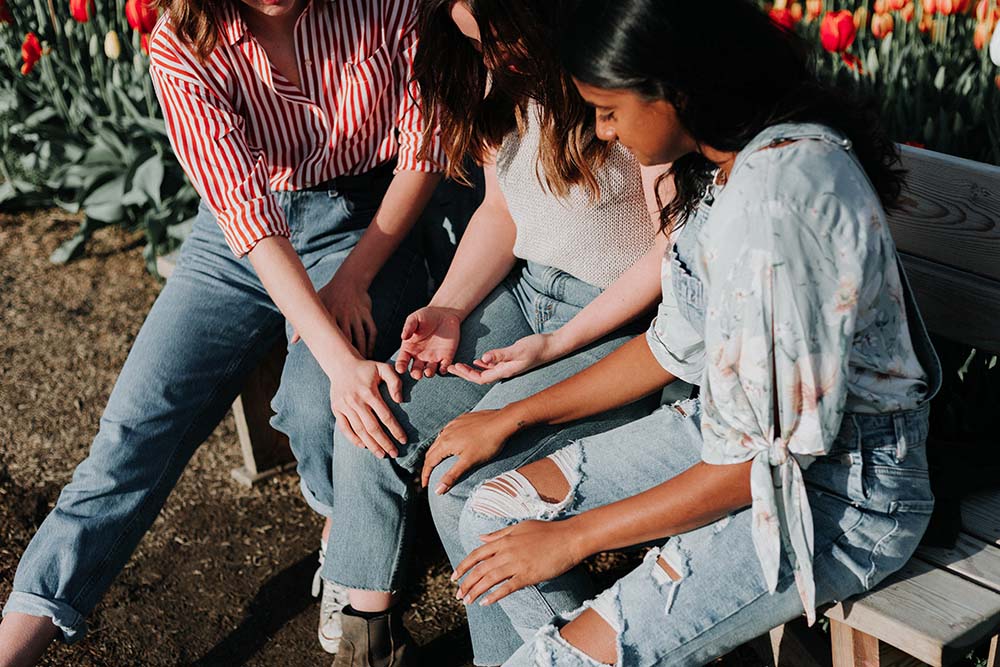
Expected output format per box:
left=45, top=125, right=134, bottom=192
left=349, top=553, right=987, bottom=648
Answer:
left=0, top=210, right=767, bottom=666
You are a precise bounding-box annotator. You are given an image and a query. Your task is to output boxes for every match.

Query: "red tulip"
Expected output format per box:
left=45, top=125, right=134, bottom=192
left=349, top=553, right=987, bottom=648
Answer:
left=0, top=0, right=13, bottom=24
left=70, top=0, right=93, bottom=22
left=889, top=0, right=910, bottom=9
left=125, top=0, right=157, bottom=33
left=140, top=31, right=150, bottom=54
left=820, top=10, right=857, bottom=52
left=21, top=32, right=41, bottom=75
left=770, top=7, right=797, bottom=29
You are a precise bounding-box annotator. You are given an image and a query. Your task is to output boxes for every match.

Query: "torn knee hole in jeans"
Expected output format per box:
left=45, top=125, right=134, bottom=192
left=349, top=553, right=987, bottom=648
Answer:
left=648, top=542, right=690, bottom=615
left=469, top=444, right=583, bottom=520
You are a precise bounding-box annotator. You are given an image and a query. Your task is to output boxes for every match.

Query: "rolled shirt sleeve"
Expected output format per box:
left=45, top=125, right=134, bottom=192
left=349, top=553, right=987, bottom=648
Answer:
left=646, top=255, right=705, bottom=383
left=391, top=11, right=445, bottom=173
left=149, top=35, right=289, bottom=257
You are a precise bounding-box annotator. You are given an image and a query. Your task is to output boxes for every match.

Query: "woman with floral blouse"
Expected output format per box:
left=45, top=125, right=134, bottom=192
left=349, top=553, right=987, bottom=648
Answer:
left=425, top=1, right=943, bottom=665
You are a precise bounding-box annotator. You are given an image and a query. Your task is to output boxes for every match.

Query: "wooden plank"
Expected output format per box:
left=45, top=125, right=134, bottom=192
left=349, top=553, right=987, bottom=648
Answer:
left=889, top=146, right=1000, bottom=283
left=900, top=253, right=1000, bottom=353
left=988, top=634, right=997, bottom=667
left=831, top=619, right=882, bottom=667
left=963, top=492, right=1000, bottom=547
left=825, top=559, right=1000, bottom=666
left=229, top=339, right=294, bottom=487
left=917, top=533, right=1000, bottom=594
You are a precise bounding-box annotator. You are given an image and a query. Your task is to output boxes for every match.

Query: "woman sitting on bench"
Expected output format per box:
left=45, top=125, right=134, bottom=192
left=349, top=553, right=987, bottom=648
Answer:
left=435, top=1, right=943, bottom=664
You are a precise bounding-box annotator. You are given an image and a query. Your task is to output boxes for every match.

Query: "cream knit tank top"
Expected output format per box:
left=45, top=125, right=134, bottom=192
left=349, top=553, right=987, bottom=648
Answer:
left=495, top=104, right=655, bottom=289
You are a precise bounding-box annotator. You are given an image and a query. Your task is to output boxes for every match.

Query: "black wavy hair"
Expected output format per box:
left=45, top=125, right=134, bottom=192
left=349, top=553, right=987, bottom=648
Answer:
left=560, top=0, right=904, bottom=232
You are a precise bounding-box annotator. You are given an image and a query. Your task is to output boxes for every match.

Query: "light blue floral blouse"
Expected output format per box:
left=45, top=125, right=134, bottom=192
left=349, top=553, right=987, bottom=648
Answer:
left=647, top=122, right=933, bottom=623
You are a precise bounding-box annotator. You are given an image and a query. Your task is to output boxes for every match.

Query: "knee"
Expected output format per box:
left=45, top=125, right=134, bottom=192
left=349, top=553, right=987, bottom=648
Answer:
left=427, top=463, right=467, bottom=525
left=458, top=443, right=583, bottom=552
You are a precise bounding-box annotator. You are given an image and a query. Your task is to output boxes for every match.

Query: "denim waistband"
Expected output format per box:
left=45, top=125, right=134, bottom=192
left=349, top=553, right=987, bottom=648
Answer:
left=832, top=404, right=930, bottom=454
left=520, top=261, right=603, bottom=309
left=302, top=160, right=396, bottom=195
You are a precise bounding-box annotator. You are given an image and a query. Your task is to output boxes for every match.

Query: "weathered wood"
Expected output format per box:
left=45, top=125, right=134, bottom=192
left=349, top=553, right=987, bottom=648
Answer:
left=987, top=634, right=997, bottom=667
left=917, top=533, right=1000, bottom=594
left=229, top=339, right=294, bottom=487
left=831, top=620, right=882, bottom=667
left=889, top=146, right=1000, bottom=283
left=825, top=559, right=1000, bottom=666
left=963, top=492, right=1000, bottom=547
left=899, top=253, right=1000, bottom=352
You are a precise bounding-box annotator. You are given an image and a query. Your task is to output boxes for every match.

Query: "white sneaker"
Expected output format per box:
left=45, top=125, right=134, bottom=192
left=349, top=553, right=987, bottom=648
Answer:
left=313, top=546, right=349, bottom=654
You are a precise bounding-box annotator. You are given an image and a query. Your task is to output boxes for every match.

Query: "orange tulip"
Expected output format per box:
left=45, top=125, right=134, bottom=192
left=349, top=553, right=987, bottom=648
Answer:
left=806, top=0, right=824, bottom=20
left=791, top=3, right=804, bottom=21
left=902, top=2, right=917, bottom=21
left=875, top=0, right=889, bottom=13
left=854, top=6, right=870, bottom=28
left=890, top=0, right=910, bottom=8
left=872, top=12, right=896, bottom=36
left=976, top=0, right=1000, bottom=21
left=974, top=20, right=995, bottom=48
left=923, top=0, right=937, bottom=14
left=21, top=32, right=41, bottom=75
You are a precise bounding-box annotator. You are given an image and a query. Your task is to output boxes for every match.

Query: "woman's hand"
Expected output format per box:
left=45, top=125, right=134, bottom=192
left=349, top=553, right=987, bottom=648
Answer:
left=395, top=306, right=463, bottom=380
left=452, top=519, right=586, bottom=606
left=292, top=274, right=377, bottom=359
left=420, top=409, right=521, bottom=494
left=329, top=358, right=407, bottom=458
left=447, top=333, right=560, bottom=385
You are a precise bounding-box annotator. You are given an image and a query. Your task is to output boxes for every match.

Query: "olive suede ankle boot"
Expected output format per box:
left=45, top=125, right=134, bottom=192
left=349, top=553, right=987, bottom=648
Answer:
left=331, top=605, right=415, bottom=667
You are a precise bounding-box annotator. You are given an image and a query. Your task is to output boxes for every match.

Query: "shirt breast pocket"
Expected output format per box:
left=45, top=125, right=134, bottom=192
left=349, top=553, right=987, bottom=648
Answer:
left=341, top=44, right=394, bottom=138
left=670, top=249, right=706, bottom=333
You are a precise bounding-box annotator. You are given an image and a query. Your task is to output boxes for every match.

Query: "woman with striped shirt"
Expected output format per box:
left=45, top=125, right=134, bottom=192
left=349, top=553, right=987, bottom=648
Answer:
left=0, top=0, right=444, bottom=664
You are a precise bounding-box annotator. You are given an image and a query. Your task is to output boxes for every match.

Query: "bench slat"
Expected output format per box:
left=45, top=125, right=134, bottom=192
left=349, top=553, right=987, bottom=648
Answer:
left=963, top=492, right=1000, bottom=547
left=825, top=558, right=1000, bottom=666
left=900, top=252, right=1000, bottom=353
left=918, top=533, right=1000, bottom=594
left=890, top=146, right=1000, bottom=283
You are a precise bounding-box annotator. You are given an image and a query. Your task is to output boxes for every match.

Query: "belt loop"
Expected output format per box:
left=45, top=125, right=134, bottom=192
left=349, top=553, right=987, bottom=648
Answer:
left=892, top=413, right=908, bottom=463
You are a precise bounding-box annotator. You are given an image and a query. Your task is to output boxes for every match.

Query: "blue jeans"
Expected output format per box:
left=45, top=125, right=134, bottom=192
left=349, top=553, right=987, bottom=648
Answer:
left=319, top=262, right=658, bottom=666
left=458, top=399, right=934, bottom=666
left=2, top=170, right=428, bottom=642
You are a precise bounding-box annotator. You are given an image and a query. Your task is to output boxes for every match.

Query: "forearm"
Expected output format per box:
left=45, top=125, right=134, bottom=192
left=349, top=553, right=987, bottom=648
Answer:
left=548, top=233, right=668, bottom=359
left=505, top=335, right=673, bottom=429
left=248, top=236, right=359, bottom=375
left=570, top=461, right=753, bottom=558
left=426, top=202, right=518, bottom=320
left=335, top=170, right=442, bottom=288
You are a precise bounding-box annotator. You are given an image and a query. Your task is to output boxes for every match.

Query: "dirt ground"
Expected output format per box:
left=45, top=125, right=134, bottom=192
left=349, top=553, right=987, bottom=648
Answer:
left=0, top=210, right=767, bottom=666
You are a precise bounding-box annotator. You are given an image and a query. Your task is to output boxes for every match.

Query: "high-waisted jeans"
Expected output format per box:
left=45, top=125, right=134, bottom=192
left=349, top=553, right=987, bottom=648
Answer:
left=458, top=399, right=934, bottom=666
left=2, top=169, right=428, bottom=642
left=317, top=262, right=658, bottom=666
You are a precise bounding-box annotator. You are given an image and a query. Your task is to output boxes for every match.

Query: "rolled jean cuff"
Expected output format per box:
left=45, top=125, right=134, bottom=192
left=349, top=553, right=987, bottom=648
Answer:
left=3, top=591, right=87, bottom=644
left=299, top=477, right=335, bottom=519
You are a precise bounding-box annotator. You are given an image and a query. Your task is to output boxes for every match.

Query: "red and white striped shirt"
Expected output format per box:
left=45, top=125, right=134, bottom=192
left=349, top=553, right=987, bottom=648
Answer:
left=148, top=0, right=444, bottom=257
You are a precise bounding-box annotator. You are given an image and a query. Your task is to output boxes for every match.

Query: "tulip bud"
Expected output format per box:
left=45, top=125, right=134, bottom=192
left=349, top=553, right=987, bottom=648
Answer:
left=104, top=30, right=121, bottom=60
left=902, top=2, right=916, bottom=21
left=70, top=0, right=93, bottom=23
left=923, top=0, right=937, bottom=14
left=0, top=0, right=13, bottom=25
left=20, top=32, right=42, bottom=75
left=791, top=2, right=804, bottom=20
left=873, top=13, right=895, bottom=37
left=991, top=17, right=1000, bottom=64
left=806, top=0, right=824, bottom=20
left=822, top=10, right=858, bottom=52
left=88, top=32, right=99, bottom=57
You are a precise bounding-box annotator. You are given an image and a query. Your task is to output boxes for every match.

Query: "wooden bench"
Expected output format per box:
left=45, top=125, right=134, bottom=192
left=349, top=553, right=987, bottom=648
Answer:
left=770, top=146, right=1000, bottom=667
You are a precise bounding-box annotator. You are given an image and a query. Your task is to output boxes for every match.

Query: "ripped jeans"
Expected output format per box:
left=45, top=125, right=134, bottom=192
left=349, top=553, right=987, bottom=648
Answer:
left=458, top=400, right=934, bottom=666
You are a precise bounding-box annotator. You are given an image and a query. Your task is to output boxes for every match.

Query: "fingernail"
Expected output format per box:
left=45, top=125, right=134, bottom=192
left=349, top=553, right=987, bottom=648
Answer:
left=454, top=590, right=462, bottom=600
left=450, top=572, right=458, bottom=582
left=479, top=599, right=490, bottom=607
left=463, top=595, right=472, bottom=605
left=435, top=484, right=447, bottom=495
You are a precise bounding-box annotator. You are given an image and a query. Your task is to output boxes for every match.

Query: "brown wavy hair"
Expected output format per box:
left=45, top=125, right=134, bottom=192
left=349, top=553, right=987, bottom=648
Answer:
left=415, top=0, right=609, bottom=198
left=153, top=0, right=230, bottom=62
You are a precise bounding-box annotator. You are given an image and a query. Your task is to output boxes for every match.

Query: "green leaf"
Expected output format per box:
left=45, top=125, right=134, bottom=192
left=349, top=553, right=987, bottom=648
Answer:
left=49, top=232, right=88, bottom=265
left=131, top=154, right=165, bottom=208
left=82, top=175, right=127, bottom=223
left=933, top=65, right=947, bottom=91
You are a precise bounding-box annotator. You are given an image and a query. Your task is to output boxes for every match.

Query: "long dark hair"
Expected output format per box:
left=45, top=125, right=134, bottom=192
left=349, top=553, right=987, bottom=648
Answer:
left=414, top=0, right=609, bottom=197
left=561, top=0, right=904, bottom=232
